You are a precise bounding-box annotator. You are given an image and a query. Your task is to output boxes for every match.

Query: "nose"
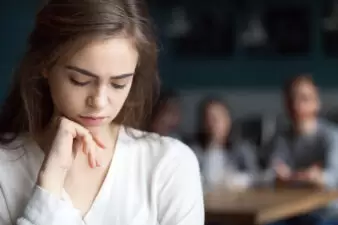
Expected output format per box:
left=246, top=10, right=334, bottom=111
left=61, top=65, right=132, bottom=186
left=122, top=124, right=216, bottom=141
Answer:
left=87, top=86, right=108, bottom=109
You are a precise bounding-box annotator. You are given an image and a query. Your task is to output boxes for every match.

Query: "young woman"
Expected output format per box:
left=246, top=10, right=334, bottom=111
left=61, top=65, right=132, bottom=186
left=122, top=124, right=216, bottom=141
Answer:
left=0, top=1, right=204, bottom=225
left=192, top=97, right=258, bottom=191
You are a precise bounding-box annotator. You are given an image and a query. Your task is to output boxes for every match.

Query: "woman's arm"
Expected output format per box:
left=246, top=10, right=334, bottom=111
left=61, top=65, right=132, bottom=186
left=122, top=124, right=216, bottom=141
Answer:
left=157, top=140, right=204, bottom=225
left=0, top=184, right=82, bottom=225
left=0, top=185, right=12, bottom=225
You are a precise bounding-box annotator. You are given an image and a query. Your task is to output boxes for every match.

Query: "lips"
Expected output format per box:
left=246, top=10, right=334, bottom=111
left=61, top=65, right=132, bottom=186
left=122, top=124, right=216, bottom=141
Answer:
left=80, top=116, right=106, bottom=120
left=78, top=115, right=107, bottom=126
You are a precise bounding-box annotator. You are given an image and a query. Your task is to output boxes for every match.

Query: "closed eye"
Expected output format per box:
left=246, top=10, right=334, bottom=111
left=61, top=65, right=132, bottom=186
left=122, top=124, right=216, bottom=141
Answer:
left=111, top=83, right=127, bottom=89
left=69, top=77, right=91, bottom=86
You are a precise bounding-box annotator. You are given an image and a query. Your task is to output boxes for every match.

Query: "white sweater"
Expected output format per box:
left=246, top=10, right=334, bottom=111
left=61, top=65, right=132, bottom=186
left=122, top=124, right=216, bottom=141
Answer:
left=0, top=127, right=204, bottom=225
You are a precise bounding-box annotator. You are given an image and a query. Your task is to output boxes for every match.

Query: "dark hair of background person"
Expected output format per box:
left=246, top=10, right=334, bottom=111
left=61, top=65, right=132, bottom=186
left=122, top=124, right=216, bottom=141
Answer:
left=195, top=96, right=238, bottom=151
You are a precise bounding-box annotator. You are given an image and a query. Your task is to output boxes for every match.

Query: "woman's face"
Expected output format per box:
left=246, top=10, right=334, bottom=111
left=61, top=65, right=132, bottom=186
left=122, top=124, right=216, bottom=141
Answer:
left=204, top=102, right=231, bottom=137
left=288, top=81, right=319, bottom=120
left=45, top=37, right=139, bottom=133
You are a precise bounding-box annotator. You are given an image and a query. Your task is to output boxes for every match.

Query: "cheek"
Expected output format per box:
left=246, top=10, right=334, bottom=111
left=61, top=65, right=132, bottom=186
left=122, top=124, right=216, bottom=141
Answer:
left=108, top=84, right=132, bottom=112
left=48, top=79, right=86, bottom=115
left=205, top=115, right=214, bottom=129
left=295, top=102, right=311, bottom=112
left=214, top=116, right=230, bottom=132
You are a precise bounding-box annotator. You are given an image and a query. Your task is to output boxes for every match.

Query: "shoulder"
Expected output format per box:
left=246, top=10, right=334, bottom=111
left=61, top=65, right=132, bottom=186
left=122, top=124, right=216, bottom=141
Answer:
left=316, top=119, right=338, bottom=145
left=124, top=127, right=198, bottom=160
left=0, top=134, right=27, bottom=162
left=0, top=135, right=41, bottom=223
left=318, top=119, right=338, bottom=134
left=0, top=134, right=42, bottom=183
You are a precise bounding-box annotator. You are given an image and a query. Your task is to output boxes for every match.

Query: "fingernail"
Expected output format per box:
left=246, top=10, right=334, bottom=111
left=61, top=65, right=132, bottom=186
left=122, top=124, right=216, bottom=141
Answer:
left=99, top=142, right=106, bottom=149
left=96, top=160, right=101, bottom=167
left=96, top=138, right=106, bottom=149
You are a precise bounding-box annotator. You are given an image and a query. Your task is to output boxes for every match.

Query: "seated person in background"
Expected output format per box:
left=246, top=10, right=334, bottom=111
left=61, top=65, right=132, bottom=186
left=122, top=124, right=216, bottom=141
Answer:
left=268, top=75, right=338, bottom=225
left=191, top=97, right=259, bottom=192
left=148, top=89, right=182, bottom=139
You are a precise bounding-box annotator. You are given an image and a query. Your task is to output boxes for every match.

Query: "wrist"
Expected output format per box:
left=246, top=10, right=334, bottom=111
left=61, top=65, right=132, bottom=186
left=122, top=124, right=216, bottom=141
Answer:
left=38, top=166, right=68, bottom=197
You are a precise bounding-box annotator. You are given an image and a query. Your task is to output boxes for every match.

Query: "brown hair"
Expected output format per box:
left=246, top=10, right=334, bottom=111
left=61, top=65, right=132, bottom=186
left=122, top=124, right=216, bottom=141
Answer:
left=283, top=74, right=318, bottom=119
left=195, top=96, right=237, bottom=150
left=283, top=74, right=317, bottom=103
left=0, top=0, right=159, bottom=144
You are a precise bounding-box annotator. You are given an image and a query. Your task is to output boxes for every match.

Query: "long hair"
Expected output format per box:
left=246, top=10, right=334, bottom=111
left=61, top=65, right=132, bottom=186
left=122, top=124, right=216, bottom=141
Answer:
left=147, top=89, right=178, bottom=131
left=195, top=96, right=237, bottom=151
left=0, top=0, right=159, bottom=144
left=283, top=74, right=317, bottom=120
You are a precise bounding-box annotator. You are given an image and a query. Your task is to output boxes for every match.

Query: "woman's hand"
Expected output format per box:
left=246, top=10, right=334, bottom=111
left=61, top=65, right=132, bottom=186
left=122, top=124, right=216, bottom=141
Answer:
left=38, top=117, right=105, bottom=197
left=273, top=160, right=292, bottom=181
left=292, top=165, right=324, bottom=188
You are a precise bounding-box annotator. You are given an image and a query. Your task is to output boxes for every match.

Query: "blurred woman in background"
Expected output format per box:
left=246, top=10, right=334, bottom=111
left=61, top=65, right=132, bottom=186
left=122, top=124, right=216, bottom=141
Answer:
left=191, top=97, right=259, bottom=192
left=267, top=75, right=338, bottom=225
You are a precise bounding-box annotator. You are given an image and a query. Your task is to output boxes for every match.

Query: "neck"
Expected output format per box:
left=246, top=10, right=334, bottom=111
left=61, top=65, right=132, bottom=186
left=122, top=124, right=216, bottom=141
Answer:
left=293, top=118, right=317, bottom=135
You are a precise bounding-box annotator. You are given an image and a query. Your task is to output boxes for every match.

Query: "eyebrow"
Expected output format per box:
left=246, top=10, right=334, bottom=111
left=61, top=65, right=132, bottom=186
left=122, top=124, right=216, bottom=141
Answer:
left=65, top=65, right=134, bottom=79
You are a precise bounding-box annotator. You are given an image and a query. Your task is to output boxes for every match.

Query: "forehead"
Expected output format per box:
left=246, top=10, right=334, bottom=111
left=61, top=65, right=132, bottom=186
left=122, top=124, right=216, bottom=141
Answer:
left=292, top=81, right=317, bottom=95
left=207, top=102, right=228, bottom=114
left=65, top=37, right=139, bottom=77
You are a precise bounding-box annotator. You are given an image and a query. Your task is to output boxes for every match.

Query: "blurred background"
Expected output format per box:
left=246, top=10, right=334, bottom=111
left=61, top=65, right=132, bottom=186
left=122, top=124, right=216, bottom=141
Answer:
left=3, top=0, right=338, bottom=136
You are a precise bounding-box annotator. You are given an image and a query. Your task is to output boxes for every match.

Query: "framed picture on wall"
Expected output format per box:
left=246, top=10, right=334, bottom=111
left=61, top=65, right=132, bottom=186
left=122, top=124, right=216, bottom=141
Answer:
left=322, top=0, right=338, bottom=56
left=262, top=6, right=311, bottom=56
left=239, top=11, right=270, bottom=56
left=167, top=5, right=235, bottom=58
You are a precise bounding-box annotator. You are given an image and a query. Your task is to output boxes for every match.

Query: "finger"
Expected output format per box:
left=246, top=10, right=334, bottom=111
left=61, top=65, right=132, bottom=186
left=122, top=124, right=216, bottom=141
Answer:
left=82, top=137, right=88, bottom=155
left=273, top=159, right=285, bottom=169
left=85, top=135, right=97, bottom=167
left=70, top=121, right=105, bottom=149
left=91, top=134, right=106, bottom=149
left=80, top=132, right=93, bottom=152
left=95, top=154, right=102, bottom=167
left=86, top=135, right=98, bottom=168
left=72, top=128, right=96, bottom=167
left=75, top=129, right=104, bottom=168
left=88, top=149, right=96, bottom=168
left=65, top=120, right=103, bottom=168
left=73, top=138, right=82, bottom=153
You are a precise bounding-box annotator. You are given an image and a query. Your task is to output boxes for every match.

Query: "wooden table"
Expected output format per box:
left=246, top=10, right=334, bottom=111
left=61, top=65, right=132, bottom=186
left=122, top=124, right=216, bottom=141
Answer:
left=205, top=188, right=338, bottom=225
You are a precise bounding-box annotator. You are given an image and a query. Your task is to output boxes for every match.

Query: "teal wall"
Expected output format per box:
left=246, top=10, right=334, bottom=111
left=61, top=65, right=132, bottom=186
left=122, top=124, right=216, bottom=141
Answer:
left=0, top=2, right=38, bottom=102
left=1, top=0, right=337, bottom=101
left=154, top=0, right=338, bottom=89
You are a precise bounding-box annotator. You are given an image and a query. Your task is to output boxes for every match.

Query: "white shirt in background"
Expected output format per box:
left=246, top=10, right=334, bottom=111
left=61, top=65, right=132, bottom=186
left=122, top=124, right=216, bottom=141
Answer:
left=196, top=144, right=254, bottom=192
left=0, top=127, right=204, bottom=225
left=203, top=145, right=228, bottom=188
